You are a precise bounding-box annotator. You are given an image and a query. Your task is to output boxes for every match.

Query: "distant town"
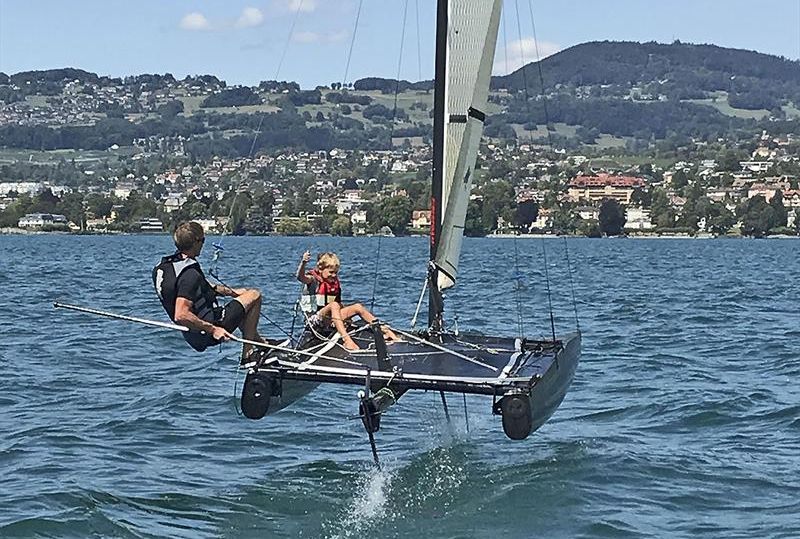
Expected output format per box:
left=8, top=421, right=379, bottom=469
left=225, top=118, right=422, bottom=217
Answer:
left=1, top=61, right=799, bottom=239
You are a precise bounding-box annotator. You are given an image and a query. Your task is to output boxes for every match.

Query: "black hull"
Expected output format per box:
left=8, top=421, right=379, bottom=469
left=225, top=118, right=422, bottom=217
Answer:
left=242, top=327, right=581, bottom=438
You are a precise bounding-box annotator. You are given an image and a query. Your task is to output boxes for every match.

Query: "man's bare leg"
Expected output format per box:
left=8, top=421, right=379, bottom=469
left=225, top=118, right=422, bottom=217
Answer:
left=233, top=289, right=263, bottom=360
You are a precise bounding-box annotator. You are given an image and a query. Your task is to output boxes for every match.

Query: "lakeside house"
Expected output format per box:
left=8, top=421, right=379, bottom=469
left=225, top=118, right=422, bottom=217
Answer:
left=567, top=174, right=646, bottom=205
left=138, top=218, right=164, bottom=232
left=18, top=213, right=68, bottom=229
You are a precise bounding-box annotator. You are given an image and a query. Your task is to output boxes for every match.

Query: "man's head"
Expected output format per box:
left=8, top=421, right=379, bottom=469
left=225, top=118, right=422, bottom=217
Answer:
left=316, top=252, right=340, bottom=282
left=174, top=221, right=205, bottom=256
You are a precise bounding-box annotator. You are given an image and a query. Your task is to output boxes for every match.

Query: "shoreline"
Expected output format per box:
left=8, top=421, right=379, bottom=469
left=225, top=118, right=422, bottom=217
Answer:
left=2, top=228, right=798, bottom=240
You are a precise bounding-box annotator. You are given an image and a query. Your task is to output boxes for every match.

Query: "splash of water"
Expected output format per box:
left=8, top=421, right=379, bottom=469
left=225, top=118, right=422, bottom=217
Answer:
left=324, top=466, right=393, bottom=539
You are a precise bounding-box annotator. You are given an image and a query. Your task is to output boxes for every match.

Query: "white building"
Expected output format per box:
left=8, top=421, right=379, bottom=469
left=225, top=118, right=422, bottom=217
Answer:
left=18, top=213, right=68, bottom=229
left=625, top=207, right=654, bottom=230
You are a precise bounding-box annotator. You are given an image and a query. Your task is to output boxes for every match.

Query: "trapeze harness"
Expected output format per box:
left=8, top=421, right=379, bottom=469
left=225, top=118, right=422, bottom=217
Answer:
left=152, top=253, right=219, bottom=351
left=299, top=269, right=342, bottom=314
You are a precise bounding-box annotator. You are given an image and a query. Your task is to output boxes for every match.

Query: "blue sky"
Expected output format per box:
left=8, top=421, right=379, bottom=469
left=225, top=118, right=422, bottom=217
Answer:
left=1, top=0, right=799, bottom=88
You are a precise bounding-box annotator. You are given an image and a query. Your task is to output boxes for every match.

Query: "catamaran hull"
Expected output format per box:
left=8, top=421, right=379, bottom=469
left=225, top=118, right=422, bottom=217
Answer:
left=501, top=331, right=581, bottom=438
left=241, top=328, right=580, bottom=440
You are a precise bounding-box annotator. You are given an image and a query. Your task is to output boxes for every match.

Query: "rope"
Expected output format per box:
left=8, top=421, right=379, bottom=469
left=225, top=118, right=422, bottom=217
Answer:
left=391, top=328, right=499, bottom=372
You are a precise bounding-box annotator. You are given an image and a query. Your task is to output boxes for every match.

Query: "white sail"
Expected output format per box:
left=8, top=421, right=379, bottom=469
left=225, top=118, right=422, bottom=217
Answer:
left=434, top=0, right=502, bottom=290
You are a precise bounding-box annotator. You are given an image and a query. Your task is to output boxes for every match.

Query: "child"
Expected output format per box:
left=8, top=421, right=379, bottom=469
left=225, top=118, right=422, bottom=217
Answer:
left=296, top=250, right=399, bottom=351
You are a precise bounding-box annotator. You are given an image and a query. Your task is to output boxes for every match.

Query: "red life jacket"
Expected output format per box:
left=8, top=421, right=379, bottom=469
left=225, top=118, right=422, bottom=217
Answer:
left=307, top=268, right=342, bottom=311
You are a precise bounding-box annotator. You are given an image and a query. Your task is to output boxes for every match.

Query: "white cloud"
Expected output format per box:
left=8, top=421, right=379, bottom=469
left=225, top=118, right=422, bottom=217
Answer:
left=294, top=31, right=321, bottom=43
left=494, top=38, right=561, bottom=75
left=287, top=0, right=317, bottom=13
left=179, top=12, right=212, bottom=31
left=293, top=30, right=347, bottom=44
left=236, top=7, right=265, bottom=28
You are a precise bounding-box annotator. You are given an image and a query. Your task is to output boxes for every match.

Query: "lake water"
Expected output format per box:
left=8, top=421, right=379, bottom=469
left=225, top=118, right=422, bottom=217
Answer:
left=1, top=235, right=798, bottom=538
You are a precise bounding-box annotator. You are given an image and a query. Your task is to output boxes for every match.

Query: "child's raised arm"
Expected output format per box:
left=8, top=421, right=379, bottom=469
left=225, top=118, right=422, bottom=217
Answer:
left=296, top=250, right=314, bottom=284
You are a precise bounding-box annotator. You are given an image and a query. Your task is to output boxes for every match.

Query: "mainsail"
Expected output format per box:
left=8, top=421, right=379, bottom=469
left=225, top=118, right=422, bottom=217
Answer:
left=432, top=0, right=502, bottom=291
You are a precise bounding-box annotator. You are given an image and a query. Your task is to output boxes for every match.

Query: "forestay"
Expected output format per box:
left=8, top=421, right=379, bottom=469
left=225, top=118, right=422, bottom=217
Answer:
left=433, top=0, right=502, bottom=290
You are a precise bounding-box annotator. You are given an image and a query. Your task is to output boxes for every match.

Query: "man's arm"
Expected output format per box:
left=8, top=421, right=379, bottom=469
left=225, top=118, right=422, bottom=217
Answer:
left=296, top=250, right=314, bottom=285
left=174, top=298, right=232, bottom=341
left=212, top=283, right=241, bottom=297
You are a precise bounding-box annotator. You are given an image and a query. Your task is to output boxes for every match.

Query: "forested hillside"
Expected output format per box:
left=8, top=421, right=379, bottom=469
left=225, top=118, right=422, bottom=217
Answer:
left=2, top=41, right=800, bottom=155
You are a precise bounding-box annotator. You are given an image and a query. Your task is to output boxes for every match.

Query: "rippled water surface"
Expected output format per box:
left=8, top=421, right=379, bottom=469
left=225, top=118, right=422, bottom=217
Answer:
left=1, top=235, right=798, bottom=538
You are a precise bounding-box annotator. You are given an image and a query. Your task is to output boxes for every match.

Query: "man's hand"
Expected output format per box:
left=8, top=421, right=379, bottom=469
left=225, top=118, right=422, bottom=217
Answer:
left=302, top=250, right=311, bottom=263
left=212, top=326, right=233, bottom=342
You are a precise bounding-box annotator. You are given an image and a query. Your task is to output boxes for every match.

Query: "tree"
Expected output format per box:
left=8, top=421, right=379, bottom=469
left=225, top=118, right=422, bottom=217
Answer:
left=705, top=201, right=735, bottom=235
left=512, top=199, right=538, bottom=230
left=464, top=199, right=486, bottom=236
left=480, top=180, right=515, bottom=232
left=331, top=215, right=352, bottom=236
left=276, top=217, right=311, bottom=235
left=670, top=169, right=689, bottom=189
left=738, top=195, right=778, bottom=238
left=769, top=191, right=788, bottom=228
left=375, top=195, right=413, bottom=235
left=160, top=100, right=184, bottom=118
left=598, top=198, right=626, bottom=236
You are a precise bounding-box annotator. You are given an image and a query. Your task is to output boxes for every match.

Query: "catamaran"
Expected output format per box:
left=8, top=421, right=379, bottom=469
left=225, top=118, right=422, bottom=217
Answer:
left=237, top=0, right=581, bottom=462
left=55, top=0, right=581, bottom=466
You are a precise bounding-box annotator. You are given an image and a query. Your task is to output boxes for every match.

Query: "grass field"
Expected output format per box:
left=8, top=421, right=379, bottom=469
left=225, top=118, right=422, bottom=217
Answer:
left=0, top=147, right=137, bottom=165
left=180, top=95, right=280, bottom=116
left=686, top=91, right=771, bottom=120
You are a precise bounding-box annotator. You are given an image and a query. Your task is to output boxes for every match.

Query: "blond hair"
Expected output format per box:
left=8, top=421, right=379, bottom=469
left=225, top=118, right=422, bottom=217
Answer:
left=316, top=252, right=340, bottom=270
left=174, top=221, right=204, bottom=252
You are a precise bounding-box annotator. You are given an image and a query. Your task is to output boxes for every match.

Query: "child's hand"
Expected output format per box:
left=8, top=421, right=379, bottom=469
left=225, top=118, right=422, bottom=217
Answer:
left=302, top=250, right=311, bottom=263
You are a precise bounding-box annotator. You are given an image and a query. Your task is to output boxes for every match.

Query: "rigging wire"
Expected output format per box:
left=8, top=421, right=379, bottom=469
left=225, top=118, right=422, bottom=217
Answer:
left=541, top=239, right=557, bottom=342
left=342, top=0, right=364, bottom=86
left=512, top=236, right=525, bottom=337
left=502, top=2, right=510, bottom=76
left=274, top=0, right=304, bottom=81
left=371, top=0, right=408, bottom=311
left=513, top=0, right=533, bottom=140
left=369, top=234, right=382, bottom=311
left=388, top=0, right=411, bottom=148
left=562, top=236, right=581, bottom=331
left=528, top=0, right=553, bottom=148
left=414, top=0, right=422, bottom=82
left=212, top=274, right=294, bottom=339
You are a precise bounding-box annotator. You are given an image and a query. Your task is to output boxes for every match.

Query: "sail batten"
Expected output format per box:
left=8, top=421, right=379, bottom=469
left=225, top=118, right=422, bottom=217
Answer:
left=433, top=0, right=502, bottom=292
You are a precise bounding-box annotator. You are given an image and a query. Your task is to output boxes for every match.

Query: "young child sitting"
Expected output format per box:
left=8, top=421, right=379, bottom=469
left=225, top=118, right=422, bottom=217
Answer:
left=296, top=250, right=399, bottom=351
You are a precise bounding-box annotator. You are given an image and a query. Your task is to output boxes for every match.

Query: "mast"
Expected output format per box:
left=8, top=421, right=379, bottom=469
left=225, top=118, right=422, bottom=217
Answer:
left=428, top=0, right=448, bottom=332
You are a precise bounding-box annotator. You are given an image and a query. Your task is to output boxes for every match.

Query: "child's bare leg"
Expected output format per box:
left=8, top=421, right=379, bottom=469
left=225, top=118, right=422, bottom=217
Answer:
left=328, top=302, right=359, bottom=350
left=341, top=303, right=399, bottom=342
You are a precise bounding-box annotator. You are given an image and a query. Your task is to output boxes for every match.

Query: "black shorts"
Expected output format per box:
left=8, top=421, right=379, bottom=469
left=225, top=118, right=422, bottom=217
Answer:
left=216, top=300, right=245, bottom=332
left=183, top=300, right=246, bottom=352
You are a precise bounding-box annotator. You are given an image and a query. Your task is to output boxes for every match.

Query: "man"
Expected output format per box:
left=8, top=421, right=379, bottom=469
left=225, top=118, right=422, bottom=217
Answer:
left=153, top=221, right=263, bottom=361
